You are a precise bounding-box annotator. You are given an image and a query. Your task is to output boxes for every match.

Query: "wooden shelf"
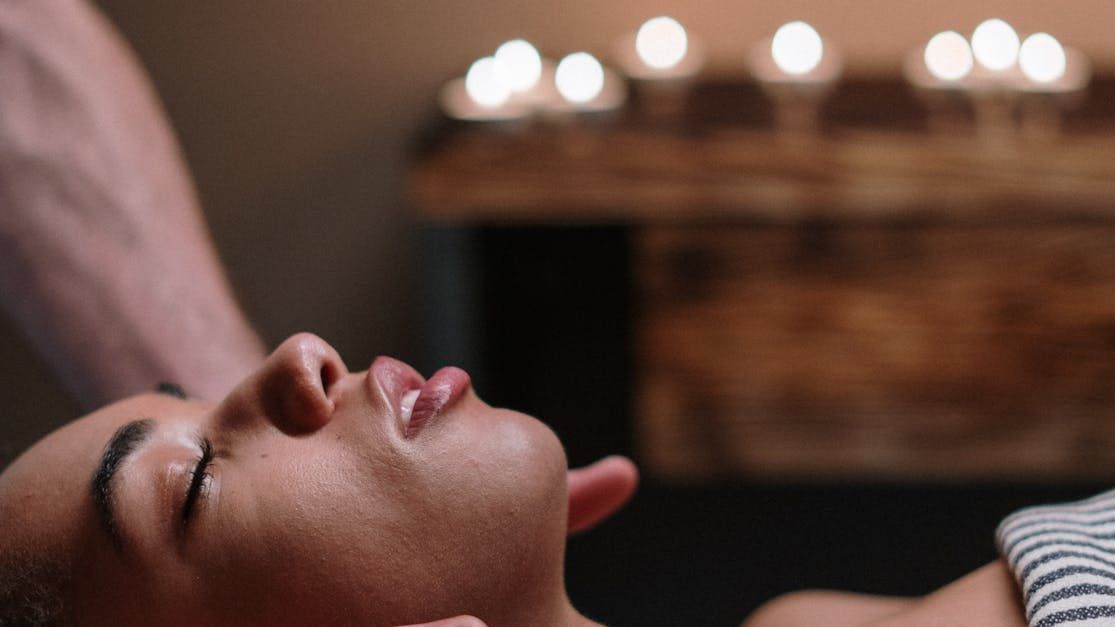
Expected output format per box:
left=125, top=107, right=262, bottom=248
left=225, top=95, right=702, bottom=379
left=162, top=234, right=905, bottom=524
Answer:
left=410, top=77, right=1115, bottom=226
left=410, top=76, right=1115, bottom=481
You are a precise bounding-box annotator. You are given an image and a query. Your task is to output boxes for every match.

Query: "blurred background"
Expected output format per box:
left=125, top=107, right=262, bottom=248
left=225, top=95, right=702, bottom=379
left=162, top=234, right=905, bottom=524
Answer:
left=5, top=1, right=1115, bottom=624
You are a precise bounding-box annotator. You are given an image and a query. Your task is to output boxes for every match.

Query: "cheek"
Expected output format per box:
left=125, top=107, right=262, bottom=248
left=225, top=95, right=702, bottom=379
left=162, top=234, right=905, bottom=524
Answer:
left=198, top=444, right=424, bottom=621
left=397, top=410, right=569, bottom=599
left=194, top=412, right=568, bottom=622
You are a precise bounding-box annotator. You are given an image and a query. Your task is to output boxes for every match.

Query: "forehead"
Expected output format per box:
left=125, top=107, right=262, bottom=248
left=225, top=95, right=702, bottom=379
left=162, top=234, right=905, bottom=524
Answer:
left=0, top=394, right=206, bottom=552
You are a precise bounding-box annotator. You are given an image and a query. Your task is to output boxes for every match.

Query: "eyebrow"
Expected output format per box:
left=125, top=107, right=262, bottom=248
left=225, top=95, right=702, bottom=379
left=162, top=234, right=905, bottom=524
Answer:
left=155, top=382, right=188, bottom=399
left=90, top=419, right=155, bottom=550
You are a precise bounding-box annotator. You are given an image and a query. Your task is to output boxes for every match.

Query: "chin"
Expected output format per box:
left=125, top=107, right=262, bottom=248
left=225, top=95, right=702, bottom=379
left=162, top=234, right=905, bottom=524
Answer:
left=417, top=405, right=570, bottom=621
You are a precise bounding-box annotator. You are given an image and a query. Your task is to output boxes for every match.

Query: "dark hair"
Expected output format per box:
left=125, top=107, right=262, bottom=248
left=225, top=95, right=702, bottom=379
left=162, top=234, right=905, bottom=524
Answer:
left=0, top=550, right=67, bottom=627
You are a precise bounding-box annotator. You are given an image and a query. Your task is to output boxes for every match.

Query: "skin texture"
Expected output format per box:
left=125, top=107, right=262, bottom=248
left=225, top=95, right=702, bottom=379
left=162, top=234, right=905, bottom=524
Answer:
left=0, top=334, right=603, bottom=626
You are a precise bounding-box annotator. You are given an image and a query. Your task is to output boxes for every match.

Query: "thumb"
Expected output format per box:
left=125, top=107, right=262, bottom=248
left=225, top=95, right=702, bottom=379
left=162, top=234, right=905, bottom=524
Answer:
left=394, top=616, right=487, bottom=627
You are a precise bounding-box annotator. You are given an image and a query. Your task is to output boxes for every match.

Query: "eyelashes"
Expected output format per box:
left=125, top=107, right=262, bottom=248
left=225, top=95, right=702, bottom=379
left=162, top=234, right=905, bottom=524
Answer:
left=181, top=438, right=214, bottom=525
left=156, top=382, right=188, bottom=399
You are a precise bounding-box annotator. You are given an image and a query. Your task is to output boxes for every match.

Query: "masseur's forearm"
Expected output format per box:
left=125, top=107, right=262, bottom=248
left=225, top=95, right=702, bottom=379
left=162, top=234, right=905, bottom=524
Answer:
left=0, top=0, right=265, bottom=408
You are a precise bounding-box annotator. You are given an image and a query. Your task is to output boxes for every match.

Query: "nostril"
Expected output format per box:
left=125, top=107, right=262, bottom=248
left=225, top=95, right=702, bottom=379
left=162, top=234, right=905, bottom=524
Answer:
left=320, top=362, right=343, bottom=396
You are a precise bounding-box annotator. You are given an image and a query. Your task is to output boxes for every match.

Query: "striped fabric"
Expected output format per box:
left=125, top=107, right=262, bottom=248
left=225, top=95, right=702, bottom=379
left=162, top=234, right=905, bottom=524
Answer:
left=997, top=489, right=1115, bottom=627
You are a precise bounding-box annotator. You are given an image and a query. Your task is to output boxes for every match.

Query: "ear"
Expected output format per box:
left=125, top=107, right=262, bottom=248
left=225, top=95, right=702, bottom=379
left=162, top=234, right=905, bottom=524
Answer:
left=567, top=455, right=639, bottom=534
left=394, top=616, right=487, bottom=627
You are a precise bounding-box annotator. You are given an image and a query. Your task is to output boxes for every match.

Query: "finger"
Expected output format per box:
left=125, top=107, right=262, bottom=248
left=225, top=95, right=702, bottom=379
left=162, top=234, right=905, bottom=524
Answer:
left=394, top=616, right=487, bottom=627
left=567, top=455, right=639, bottom=534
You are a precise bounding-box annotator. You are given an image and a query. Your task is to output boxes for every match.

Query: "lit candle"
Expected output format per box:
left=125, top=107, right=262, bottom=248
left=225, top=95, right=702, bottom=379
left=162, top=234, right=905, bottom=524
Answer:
left=637, top=16, right=688, bottom=70
left=771, top=21, right=824, bottom=75
left=1018, top=33, right=1066, bottom=84
left=619, top=15, right=705, bottom=78
left=748, top=20, right=843, bottom=136
left=903, top=31, right=975, bottom=134
left=1009, top=31, right=1090, bottom=95
left=960, top=19, right=1023, bottom=143
left=1014, top=32, right=1091, bottom=140
left=923, top=31, right=974, bottom=83
left=749, top=20, right=842, bottom=86
left=970, top=19, right=1020, bottom=73
left=493, top=39, right=543, bottom=94
left=613, top=16, right=704, bottom=119
left=465, top=56, right=511, bottom=107
left=547, top=51, right=626, bottom=113
left=556, top=52, right=604, bottom=103
left=438, top=55, right=532, bottom=122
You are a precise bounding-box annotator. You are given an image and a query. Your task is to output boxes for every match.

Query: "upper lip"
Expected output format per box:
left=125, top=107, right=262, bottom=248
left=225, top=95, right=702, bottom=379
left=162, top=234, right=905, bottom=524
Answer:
left=369, top=356, right=425, bottom=424
left=368, top=357, right=472, bottom=438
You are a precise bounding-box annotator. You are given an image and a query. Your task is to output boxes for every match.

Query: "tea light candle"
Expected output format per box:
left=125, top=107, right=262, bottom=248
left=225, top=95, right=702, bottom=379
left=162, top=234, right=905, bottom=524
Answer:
left=771, top=21, right=824, bottom=75
left=439, top=55, right=532, bottom=121
left=903, top=31, right=976, bottom=134
left=612, top=16, right=704, bottom=119
left=556, top=52, right=604, bottom=103
left=493, top=39, right=543, bottom=94
left=905, top=30, right=976, bottom=93
left=636, top=16, right=688, bottom=70
left=971, top=18, right=1020, bottom=73
left=615, top=16, right=705, bottom=79
left=439, top=39, right=550, bottom=122
left=1014, top=32, right=1091, bottom=140
left=1018, top=33, right=1067, bottom=84
left=960, top=19, right=1023, bottom=143
left=923, top=31, right=975, bottom=83
left=548, top=51, right=626, bottom=113
left=748, top=20, right=843, bottom=136
left=466, top=56, right=511, bottom=107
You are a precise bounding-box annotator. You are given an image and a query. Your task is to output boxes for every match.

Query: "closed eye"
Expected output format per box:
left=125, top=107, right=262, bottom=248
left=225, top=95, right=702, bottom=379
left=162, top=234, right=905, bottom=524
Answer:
left=182, top=437, right=213, bottom=525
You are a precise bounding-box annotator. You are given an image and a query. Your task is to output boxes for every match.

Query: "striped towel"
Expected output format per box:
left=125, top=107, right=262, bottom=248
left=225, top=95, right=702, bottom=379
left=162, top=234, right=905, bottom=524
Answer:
left=997, top=489, right=1115, bottom=627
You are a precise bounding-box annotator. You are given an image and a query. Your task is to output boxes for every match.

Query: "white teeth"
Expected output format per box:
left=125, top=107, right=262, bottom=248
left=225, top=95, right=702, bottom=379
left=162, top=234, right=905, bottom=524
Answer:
left=400, top=389, right=421, bottom=427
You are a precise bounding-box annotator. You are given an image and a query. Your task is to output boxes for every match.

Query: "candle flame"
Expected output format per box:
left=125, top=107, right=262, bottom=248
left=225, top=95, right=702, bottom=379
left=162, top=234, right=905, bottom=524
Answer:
left=635, top=16, right=688, bottom=70
left=771, top=21, right=824, bottom=75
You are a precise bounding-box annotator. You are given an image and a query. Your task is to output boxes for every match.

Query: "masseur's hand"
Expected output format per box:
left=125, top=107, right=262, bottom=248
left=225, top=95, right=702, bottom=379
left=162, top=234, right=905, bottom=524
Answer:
left=0, top=0, right=265, bottom=410
left=396, top=617, right=486, bottom=627
left=567, top=454, right=639, bottom=534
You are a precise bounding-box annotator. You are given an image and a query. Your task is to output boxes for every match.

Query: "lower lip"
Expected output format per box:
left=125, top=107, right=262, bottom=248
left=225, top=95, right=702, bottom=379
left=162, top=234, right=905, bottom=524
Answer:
left=406, top=366, right=472, bottom=438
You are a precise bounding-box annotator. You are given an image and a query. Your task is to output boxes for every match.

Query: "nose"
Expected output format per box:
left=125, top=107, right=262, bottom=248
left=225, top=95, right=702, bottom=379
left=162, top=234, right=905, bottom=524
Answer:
left=217, top=333, right=349, bottom=435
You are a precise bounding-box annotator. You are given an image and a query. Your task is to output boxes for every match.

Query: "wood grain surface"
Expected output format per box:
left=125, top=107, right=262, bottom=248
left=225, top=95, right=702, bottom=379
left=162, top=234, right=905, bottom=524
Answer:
left=637, top=225, right=1115, bottom=480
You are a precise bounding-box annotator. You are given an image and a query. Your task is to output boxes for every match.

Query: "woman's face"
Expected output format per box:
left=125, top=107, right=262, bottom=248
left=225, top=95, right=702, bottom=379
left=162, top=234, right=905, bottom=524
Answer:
left=0, top=334, right=570, bottom=625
